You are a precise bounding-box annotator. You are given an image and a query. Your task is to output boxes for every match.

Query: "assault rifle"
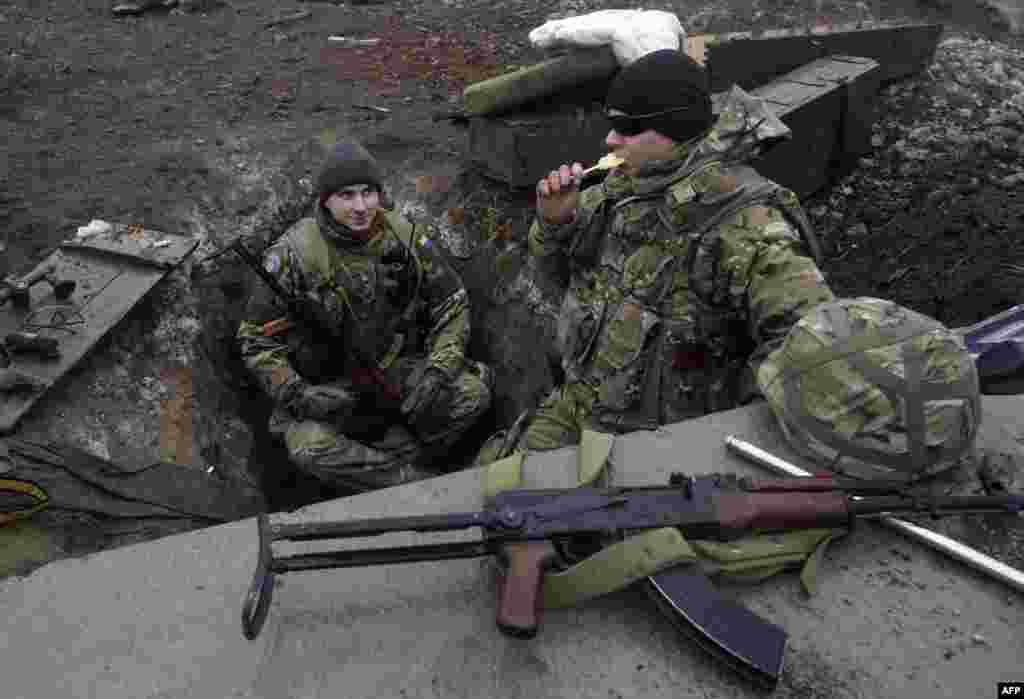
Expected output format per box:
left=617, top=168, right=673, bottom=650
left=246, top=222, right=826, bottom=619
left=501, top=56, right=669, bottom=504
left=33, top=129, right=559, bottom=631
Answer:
left=240, top=472, right=1023, bottom=688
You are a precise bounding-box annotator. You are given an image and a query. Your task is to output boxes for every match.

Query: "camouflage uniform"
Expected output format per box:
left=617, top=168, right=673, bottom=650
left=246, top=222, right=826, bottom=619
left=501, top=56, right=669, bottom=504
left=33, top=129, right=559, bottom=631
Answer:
left=237, top=203, right=491, bottom=492
left=524, top=93, right=835, bottom=451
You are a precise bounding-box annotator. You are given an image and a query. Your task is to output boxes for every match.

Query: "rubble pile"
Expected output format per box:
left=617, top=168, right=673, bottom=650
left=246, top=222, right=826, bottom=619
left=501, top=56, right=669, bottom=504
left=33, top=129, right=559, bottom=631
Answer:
left=807, top=33, right=1024, bottom=325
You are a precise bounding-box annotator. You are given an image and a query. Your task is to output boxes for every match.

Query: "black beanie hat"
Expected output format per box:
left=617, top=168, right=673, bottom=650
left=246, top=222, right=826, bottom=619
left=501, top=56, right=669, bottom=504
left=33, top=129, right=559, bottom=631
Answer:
left=605, top=49, right=714, bottom=143
left=315, top=139, right=385, bottom=204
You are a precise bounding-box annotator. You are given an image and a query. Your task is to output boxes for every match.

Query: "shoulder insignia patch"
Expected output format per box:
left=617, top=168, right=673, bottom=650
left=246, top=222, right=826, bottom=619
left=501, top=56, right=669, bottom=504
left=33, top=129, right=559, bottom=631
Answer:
left=264, top=252, right=283, bottom=275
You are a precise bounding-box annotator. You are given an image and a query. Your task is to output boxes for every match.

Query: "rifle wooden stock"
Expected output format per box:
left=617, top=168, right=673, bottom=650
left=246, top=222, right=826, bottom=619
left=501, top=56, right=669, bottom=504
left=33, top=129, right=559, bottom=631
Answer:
left=495, top=541, right=558, bottom=638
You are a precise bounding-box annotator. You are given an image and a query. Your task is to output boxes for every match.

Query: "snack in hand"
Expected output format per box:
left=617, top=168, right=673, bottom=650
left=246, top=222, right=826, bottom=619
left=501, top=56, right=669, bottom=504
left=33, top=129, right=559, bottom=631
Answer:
left=581, top=153, right=625, bottom=176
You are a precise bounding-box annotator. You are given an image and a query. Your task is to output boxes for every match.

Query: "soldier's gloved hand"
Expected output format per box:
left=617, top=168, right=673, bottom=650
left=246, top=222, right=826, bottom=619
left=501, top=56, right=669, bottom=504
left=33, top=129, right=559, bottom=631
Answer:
left=292, top=383, right=358, bottom=421
left=401, top=366, right=446, bottom=417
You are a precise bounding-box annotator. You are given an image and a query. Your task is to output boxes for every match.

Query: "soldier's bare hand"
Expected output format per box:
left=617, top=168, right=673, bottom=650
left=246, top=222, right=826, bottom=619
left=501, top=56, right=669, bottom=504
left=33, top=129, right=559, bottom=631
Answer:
left=536, top=163, right=584, bottom=225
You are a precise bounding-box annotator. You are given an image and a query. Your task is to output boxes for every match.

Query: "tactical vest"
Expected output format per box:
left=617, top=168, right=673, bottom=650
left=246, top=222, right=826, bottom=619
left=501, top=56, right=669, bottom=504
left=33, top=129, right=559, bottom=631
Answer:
left=568, top=160, right=823, bottom=432
left=282, top=210, right=423, bottom=379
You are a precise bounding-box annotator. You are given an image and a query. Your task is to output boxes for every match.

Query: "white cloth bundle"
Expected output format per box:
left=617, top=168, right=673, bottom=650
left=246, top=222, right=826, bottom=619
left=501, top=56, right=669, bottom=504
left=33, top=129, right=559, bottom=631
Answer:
left=529, top=9, right=686, bottom=66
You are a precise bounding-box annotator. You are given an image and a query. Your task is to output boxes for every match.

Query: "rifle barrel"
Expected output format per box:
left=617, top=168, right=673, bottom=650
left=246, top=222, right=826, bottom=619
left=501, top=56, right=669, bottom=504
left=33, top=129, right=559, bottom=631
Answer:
left=273, top=540, right=493, bottom=571
left=725, top=434, right=1024, bottom=594
left=849, top=494, right=1024, bottom=518
left=270, top=511, right=492, bottom=542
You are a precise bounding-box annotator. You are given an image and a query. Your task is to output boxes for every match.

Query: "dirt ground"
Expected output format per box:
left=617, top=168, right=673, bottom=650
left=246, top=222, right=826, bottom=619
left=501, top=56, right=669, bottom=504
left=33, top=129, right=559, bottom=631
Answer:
left=1, top=0, right=1020, bottom=309
left=1, top=0, right=1023, bottom=575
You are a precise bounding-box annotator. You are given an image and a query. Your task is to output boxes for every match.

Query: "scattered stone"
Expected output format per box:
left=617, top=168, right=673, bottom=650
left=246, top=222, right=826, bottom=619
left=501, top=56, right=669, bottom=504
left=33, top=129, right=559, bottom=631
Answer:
left=991, top=126, right=1022, bottom=141
left=847, top=223, right=869, bottom=237
left=1001, top=172, right=1024, bottom=188
left=970, top=633, right=991, bottom=646
left=112, top=0, right=172, bottom=16
left=889, top=547, right=913, bottom=562
left=985, top=0, right=1024, bottom=34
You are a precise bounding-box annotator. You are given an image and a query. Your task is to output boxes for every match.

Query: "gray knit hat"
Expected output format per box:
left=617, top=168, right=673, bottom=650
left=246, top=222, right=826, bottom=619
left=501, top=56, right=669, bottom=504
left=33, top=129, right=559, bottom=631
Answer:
left=315, top=139, right=384, bottom=203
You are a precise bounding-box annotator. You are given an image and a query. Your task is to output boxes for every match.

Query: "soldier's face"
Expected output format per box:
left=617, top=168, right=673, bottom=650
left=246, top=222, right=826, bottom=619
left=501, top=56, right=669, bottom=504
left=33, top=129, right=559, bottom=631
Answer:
left=325, top=185, right=382, bottom=232
left=604, top=129, right=678, bottom=175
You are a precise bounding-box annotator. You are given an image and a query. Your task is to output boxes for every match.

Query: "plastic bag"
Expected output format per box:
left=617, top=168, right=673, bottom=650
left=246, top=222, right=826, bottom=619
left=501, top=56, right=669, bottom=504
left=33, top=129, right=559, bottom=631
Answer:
left=529, top=9, right=686, bottom=66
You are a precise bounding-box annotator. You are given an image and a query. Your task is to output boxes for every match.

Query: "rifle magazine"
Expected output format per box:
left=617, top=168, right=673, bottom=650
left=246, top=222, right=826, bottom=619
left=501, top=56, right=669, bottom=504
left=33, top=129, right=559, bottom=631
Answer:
left=644, top=566, right=786, bottom=689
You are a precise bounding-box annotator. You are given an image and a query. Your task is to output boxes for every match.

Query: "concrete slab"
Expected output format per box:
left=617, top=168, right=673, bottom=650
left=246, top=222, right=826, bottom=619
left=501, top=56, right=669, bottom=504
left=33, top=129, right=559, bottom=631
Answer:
left=2, top=399, right=1022, bottom=699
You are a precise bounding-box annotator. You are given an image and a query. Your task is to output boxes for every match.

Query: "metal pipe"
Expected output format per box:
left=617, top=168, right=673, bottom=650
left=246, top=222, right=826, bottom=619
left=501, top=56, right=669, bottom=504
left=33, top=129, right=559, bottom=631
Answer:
left=724, top=435, right=1024, bottom=595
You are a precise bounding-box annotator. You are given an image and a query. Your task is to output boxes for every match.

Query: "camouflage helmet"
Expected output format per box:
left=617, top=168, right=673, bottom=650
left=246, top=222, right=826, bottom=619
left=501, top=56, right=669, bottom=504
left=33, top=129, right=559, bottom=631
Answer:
left=756, top=298, right=981, bottom=482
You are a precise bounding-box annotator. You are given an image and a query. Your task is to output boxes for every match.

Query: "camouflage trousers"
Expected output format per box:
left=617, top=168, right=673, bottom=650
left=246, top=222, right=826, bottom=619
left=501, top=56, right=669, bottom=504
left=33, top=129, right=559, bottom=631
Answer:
left=272, top=359, right=492, bottom=492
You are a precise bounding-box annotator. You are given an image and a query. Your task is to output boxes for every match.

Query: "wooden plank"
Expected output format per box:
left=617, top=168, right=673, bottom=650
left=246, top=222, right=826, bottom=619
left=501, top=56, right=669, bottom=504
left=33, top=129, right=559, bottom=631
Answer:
left=0, top=226, right=198, bottom=434
left=61, top=222, right=198, bottom=270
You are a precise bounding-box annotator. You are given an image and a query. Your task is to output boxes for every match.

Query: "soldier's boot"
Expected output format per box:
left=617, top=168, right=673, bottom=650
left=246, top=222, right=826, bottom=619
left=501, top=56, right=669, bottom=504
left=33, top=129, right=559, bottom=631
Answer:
left=285, top=419, right=431, bottom=493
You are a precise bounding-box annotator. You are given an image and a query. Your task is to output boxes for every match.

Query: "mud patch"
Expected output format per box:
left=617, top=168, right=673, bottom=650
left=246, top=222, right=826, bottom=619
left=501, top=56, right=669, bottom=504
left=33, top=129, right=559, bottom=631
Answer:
left=320, top=16, right=503, bottom=97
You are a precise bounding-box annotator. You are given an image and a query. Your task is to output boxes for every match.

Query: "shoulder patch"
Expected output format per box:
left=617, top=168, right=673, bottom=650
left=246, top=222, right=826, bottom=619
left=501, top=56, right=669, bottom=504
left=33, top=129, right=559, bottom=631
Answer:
left=264, top=251, right=283, bottom=275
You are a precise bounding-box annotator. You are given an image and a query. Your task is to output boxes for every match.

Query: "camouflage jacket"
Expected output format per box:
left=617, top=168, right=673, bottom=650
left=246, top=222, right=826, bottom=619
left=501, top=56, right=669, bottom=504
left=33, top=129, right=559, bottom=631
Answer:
left=529, top=90, right=835, bottom=427
left=237, top=205, right=470, bottom=405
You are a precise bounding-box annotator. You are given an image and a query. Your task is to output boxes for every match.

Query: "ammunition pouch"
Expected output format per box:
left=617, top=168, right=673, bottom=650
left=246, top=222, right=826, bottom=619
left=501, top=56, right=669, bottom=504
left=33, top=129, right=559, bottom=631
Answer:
left=591, top=313, right=667, bottom=434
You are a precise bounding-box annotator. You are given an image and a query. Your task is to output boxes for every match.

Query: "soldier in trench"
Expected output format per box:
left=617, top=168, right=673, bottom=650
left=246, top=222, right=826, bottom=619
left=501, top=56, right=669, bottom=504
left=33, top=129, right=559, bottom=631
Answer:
left=237, top=139, right=492, bottom=492
left=482, top=48, right=836, bottom=457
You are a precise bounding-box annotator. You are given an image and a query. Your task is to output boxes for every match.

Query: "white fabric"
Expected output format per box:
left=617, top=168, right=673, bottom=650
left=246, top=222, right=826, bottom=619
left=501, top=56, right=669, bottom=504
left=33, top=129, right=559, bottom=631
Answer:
left=529, top=9, right=686, bottom=66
